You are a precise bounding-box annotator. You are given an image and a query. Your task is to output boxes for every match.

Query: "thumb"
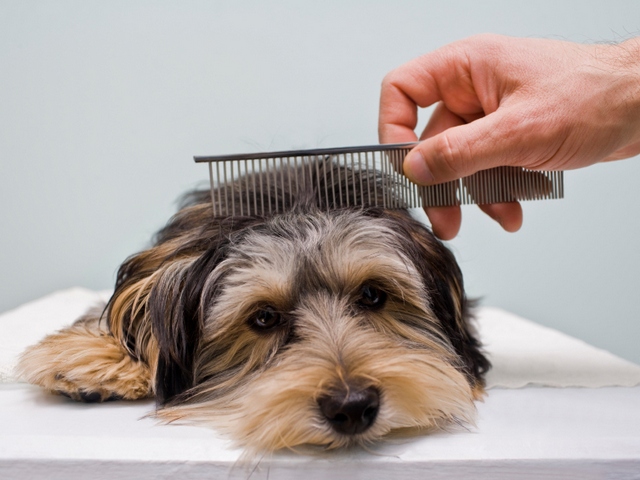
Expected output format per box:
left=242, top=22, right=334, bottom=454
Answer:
left=404, top=112, right=515, bottom=185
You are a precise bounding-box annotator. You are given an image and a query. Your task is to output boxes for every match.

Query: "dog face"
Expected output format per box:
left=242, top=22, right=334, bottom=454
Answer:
left=144, top=205, right=487, bottom=450
left=19, top=162, right=489, bottom=452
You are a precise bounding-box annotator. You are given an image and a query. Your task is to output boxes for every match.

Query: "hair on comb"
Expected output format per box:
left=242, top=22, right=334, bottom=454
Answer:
left=194, top=143, right=563, bottom=217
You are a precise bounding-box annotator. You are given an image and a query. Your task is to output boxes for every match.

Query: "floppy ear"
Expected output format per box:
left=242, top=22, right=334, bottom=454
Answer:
left=149, top=242, right=230, bottom=405
left=374, top=209, right=490, bottom=388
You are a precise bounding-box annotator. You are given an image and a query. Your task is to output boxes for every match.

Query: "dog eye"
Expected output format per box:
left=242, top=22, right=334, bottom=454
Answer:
left=250, top=306, right=284, bottom=331
left=358, top=284, right=387, bottom=310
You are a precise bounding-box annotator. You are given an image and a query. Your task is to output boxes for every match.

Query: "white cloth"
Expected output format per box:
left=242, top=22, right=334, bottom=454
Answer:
left=1, top=288, right=640, bottom=388
left=477, top=307, right=640, bottom=388
left=0, top=288, right=111, bottom=383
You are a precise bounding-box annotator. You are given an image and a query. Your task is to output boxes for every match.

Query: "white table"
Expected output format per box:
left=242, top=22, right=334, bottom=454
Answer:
left=1, top=383, right=639, bottom=479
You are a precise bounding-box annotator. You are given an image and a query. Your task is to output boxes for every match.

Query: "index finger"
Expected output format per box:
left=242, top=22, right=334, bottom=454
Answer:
left=378, top=51, right=458, bottom=143
left=378, top=40, right=480, bottom=144
left=378, top=77, right=420, bottom=144
left=378, top=61, right=441, bottom=144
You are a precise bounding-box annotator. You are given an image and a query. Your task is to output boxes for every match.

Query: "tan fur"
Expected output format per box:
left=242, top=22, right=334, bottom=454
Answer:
left=472, top=383, right=487, bottom=401
left=18, top=309, right=152, bottom=401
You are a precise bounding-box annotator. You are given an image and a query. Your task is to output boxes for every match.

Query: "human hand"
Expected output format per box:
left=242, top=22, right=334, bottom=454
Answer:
left=379, top=34, right=640, bottom=239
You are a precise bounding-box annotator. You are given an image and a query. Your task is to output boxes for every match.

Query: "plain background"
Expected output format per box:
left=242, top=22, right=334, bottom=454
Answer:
left=1, top=0, right=639, bottom=363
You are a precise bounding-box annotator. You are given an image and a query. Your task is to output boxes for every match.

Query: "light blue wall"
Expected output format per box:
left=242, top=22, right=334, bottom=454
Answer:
left=2, top=0, right=639, bottom=362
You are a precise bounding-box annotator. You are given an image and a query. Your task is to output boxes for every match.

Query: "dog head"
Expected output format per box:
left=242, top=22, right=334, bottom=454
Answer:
left=135, top=203, right=487, bottom=451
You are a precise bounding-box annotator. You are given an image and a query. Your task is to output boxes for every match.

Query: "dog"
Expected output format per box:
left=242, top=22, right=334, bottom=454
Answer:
left=18, top=157, right=489, bottom=451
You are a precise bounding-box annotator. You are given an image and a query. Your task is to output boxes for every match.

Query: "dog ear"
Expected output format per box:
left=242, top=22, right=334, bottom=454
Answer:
left=149, top=242, right=231, bottom=405
left=373, top=209, right=490, bottom=387
left=110, top=184, right=275, bottom=405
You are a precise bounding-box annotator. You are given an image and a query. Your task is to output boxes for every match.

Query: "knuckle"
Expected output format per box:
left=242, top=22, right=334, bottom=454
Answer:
left=432, top=133, right=467, bottom=177
left=463, top=33, right=509, bottom=59
left=380, top=70, right=401, bottom=91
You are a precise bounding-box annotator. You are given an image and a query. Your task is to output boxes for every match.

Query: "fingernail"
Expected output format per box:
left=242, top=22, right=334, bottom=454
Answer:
left=404, top=150, right=434, bottom=185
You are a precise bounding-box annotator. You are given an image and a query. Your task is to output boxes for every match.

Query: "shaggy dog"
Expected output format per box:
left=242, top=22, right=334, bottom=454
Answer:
left=18, top=158, right=489, bottom=451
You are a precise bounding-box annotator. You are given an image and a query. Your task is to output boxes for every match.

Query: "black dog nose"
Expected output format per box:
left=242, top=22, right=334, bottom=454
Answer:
left=318, top=386, right=380, bottom=435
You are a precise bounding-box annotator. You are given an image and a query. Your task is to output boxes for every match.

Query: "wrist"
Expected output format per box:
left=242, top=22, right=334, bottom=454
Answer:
left=623, top=39, right=640, bottom=145
left=603, top=39, right=640, bottom=144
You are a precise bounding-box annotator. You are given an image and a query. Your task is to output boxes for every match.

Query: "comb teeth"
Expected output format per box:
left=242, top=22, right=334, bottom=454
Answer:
left=195, top=143, right=563, bottom=217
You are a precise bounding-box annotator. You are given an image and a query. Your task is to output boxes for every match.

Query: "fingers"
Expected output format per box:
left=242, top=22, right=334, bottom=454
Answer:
left=380, top=36, right=527, bottom=239
left=403, top=102, right=467, bottom=182
left=404, top=110, right=518, bottom=185
left=424, top=206, right=462, bottom=240
left=417, top=105, right=463, bottom=240
left=419, top=102, right=466, bottom=140
left=378, top=81, right=420, bottom=144
left=425, top=202, right=522, bottom=240
left=378, top=58, right=442, bottom=144
left=379, top=40, right=484, bottom=144
left=478, top=202, right=523, bottom=232
left=416, top=104, right=523, bottom=238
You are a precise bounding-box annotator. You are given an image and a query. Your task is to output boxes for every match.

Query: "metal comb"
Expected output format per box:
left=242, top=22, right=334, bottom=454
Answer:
left=194, top=143, right=563, bottom=217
